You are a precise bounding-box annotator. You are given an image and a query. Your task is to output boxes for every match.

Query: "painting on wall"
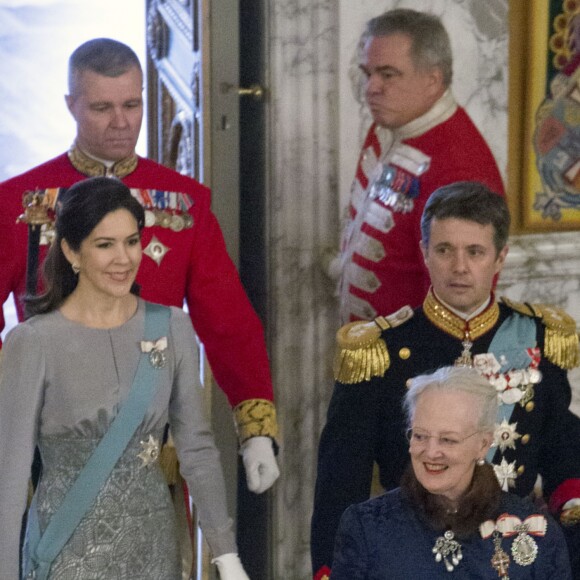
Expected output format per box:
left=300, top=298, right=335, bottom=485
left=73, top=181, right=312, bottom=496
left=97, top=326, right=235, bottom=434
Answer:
left=518, top=0, right=580, bottom=231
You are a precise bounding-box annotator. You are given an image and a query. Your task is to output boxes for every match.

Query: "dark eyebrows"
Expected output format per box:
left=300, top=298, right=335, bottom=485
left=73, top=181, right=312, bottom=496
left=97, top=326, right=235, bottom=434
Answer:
left=92, top=231, right=140, bottom=243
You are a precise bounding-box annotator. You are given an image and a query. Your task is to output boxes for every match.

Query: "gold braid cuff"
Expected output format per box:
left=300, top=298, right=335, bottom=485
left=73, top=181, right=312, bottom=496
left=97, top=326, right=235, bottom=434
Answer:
left=561, top=505, right=580, bottom=526
left=333, top=307, right=413, bottom=384
left=502, top=298, right=580, bottom=369
left=233, top=399, right=279, bottom=445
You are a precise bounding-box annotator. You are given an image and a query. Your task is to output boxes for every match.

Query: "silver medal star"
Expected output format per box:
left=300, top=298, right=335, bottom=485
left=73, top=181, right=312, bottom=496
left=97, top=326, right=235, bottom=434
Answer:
left=138, top=435, right=160, bottom=468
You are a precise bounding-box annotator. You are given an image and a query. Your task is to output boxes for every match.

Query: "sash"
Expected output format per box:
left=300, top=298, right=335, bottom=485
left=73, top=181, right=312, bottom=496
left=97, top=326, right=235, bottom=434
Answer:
left=485, top=313, right=536, bottom=462
left=23, top=302, right=171, bottom=580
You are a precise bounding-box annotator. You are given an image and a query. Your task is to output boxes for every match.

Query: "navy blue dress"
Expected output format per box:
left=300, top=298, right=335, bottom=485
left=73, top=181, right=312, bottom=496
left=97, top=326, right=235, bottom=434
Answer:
left=331, top=489, right=572, bottom=579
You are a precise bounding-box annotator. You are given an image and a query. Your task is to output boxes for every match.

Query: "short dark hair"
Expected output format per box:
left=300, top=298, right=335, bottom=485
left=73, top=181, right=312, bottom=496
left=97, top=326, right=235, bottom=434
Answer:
left=68, top=38, right=142, bottom=96
left=25, top=177, right=145, bottom=317
left=420, top=181, right=510, bottom=253
left=363, top=8, right=453, bottom=87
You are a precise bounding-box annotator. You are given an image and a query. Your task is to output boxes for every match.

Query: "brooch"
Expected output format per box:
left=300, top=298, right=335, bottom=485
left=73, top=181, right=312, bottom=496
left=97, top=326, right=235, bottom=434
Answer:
left=140, top=336, right=168, bottom=369
left=138, top=435, right=160, bottom=468
left=432, top=530, right=463, bottom=572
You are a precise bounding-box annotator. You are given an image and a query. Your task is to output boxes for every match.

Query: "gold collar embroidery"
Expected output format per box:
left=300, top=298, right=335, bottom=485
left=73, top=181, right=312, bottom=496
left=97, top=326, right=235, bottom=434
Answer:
left=423, top=289, right=499, bottom=342
left=68, top=144, right=138, bottom=178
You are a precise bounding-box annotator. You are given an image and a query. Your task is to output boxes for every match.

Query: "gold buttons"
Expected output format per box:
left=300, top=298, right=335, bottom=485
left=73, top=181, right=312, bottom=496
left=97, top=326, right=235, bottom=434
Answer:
left=406, top=378, right=413, bottom=389
left=399, top=348, right=411, bottom=360
left=517, top=465, right=525, bottom=475
left=525, top=402, right=535, bottom=412
left=521, top=434, right=530, bottom=445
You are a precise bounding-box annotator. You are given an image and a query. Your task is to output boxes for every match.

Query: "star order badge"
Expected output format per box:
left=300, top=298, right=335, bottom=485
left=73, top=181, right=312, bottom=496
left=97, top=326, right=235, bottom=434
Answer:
left=494, top=457, right=518, bottom=491
left=144, top=235, right=170, bottom=266
left=138, top=435, right=160, bottom=468
left=493, top=420, right=521, bottom=452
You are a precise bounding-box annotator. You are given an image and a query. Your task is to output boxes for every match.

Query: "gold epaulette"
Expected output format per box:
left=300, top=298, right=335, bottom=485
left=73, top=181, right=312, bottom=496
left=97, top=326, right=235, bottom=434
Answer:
left=501, top=297, right=580, bottom=369
left=233, top=399, right=278, bottom=445
left=333, top=306, right=413, bottom=384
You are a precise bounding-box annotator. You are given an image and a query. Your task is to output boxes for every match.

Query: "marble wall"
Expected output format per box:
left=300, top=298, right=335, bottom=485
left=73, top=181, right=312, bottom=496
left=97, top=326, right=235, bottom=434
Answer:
left=268, top=2, right=340, bottom=576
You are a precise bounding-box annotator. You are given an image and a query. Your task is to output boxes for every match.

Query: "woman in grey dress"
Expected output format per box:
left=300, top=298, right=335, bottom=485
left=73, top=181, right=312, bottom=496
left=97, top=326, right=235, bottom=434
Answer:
left=0, top=177, right=250, bottom=579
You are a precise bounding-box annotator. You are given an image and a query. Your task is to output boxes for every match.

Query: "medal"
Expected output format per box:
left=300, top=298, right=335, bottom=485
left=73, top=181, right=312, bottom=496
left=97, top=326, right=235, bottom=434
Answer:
left=491, top=531, right=510, bottom=578
left=140, top=336, right=168, bottom=369
left=144, top=209, right=156, bottom=227
left=182, top=213, right=194, bottom=228
left=170, top=213, right=185, bottom=232
left=138, top=435, right=161, bottom=467
left=159, top=211, right=172, bottom=229
left=482, top=513, right=546, bottom=571
left=511, top=523, right=538, bottom=566
left=455, top=336, right=473, bottom=367
left=432, top=530, right=463, bottom=572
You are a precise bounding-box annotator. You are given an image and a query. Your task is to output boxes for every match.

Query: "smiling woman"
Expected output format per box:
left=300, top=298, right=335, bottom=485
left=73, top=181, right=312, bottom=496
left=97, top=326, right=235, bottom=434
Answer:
left=0, top=177, right=250, bottom=579
left=330, top=366, right=573, bottom=579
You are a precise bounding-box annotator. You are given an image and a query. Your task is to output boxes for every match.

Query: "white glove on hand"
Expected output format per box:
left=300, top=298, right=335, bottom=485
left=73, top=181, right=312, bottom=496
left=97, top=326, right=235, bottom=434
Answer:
left=240, top=436, right=280, bottom=494
left=320, top=248, right=342, bottom=281
left=212, top=553, right=250, bottom=580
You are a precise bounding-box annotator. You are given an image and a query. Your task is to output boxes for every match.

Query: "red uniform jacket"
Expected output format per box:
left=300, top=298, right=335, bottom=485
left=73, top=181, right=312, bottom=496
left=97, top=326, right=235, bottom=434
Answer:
left=340, top=92, right=505, bottom=323
left=0, top=152, right=274, bottom=417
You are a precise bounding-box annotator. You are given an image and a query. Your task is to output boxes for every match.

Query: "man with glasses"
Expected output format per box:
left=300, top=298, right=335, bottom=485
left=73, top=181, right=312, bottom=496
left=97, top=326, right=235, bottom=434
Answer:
left=311, top=181, right=580, bottom=578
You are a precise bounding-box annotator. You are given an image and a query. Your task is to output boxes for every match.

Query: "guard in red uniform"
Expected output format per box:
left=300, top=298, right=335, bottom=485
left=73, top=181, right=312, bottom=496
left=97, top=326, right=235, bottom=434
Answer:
left=0, top=38, right=279, bottom=502
left=332, top=8, right=505, bottom=324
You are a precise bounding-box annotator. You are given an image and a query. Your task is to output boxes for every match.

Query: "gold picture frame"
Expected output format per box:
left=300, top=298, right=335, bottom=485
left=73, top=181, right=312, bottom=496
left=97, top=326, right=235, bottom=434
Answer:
left=508, top=0, right=580, bottom=233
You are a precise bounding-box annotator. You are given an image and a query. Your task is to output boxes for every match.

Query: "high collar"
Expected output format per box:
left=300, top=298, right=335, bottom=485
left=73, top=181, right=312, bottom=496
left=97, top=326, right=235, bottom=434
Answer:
left=380, top=89, right=458, bottom=141
left=68, top=143, right=138, bottom=178
left=422, top=288, right=499, bottom=341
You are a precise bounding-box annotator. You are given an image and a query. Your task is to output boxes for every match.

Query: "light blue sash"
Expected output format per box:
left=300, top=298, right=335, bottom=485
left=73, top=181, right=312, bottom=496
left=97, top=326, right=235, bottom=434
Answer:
left=23, top=302, right=171, bottom=580
left=485, top=312, right=536, bottom=462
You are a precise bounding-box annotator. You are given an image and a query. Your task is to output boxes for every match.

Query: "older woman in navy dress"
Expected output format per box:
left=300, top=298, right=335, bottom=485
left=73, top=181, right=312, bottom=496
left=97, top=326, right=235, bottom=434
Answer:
left=331, top=366, right=572, bottom=579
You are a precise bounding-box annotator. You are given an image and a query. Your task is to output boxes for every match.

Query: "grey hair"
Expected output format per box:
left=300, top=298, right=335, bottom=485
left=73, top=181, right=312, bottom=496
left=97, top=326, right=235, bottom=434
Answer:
left=404, top=366, right=498, bottom=431
left=362, top=8, right=453, bottom=87
left=68, top=38, right=142, bottom=96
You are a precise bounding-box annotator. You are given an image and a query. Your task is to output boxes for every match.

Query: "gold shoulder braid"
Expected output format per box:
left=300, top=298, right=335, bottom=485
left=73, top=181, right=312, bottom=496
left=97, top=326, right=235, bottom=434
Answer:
left=333, top=306, right=413, bottom=384
left=233, top=399, right=278, bottom=445
left=501, top=297, right=580, bottom=369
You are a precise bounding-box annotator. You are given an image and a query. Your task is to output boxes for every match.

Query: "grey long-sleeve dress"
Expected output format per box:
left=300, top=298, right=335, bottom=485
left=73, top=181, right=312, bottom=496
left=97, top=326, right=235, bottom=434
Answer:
left=0, top=299, right=237, bottom=579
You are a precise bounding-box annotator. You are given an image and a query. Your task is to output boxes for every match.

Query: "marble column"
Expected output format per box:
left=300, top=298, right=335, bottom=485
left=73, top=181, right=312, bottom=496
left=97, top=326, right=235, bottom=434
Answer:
left=268, top=1, right=340, bottom=577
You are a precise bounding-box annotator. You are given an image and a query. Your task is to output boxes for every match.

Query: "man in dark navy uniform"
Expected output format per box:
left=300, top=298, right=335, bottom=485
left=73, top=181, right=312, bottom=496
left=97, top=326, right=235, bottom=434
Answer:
left=311, top=181, right=580, bottom=579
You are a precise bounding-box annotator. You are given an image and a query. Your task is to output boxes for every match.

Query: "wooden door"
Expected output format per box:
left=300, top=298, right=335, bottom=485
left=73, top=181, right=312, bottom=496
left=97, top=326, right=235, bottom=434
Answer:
left=145, top=1, right=271, bottom=578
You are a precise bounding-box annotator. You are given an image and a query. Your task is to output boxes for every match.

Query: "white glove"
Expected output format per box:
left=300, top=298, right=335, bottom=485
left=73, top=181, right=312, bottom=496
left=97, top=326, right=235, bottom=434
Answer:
left=320, top=248, right=342, bottom=281
left=212, top=553, right=250, bottom=580
left=240, top=436, right=280, bottom=494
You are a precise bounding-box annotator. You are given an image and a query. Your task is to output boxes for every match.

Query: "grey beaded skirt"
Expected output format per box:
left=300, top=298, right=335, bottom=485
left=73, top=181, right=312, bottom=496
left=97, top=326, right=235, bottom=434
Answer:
left=27, top=432, right=181, bottom=580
